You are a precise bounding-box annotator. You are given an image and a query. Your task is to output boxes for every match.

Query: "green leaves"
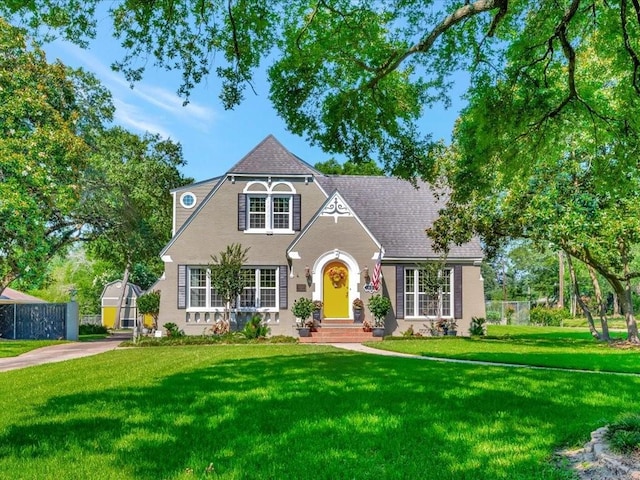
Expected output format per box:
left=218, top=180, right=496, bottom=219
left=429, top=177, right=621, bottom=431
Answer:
left=0, top=18, right=111, bottom=291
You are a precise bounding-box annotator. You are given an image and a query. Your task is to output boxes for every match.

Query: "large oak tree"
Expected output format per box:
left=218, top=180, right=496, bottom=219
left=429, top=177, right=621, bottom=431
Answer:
left=4, top=1, right=639, bottom=176
left=0, top=18, right=113, bottom=294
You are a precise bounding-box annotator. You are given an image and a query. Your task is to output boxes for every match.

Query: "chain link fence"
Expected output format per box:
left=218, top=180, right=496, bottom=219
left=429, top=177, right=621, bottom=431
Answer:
left=485, top=301, right=531, bottom=325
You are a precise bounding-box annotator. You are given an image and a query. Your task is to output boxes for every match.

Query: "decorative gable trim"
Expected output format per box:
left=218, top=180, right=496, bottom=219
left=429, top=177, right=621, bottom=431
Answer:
left=320, top=194, right=353, bottom=222
left=287, top=190, right=381, bottom=255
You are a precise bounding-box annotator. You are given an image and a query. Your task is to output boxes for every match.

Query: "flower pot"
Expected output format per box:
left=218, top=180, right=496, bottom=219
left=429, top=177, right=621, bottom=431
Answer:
left=372, top=327, right=385, bottom=337
left=447, top=330, right=457, bottom=336
left=312, top=310, right=322, bottom=322
left=297, top=327, right=311, bottom=337
left=353, top=308, right=363, bottom=323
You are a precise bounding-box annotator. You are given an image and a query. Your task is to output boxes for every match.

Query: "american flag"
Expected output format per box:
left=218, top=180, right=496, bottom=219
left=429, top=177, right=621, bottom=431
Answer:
left=371, top=247, right=383, bottom=291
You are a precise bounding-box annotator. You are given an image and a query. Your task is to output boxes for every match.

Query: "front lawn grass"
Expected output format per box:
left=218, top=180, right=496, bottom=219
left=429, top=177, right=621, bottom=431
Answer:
left=1, top=344, right=639, bottom=479
left=367, top=325, right=638, bottom=373
left=0, top=340, right=66, bottom=358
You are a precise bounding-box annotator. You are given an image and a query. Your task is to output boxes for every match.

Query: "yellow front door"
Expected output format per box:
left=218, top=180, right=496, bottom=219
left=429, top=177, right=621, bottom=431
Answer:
left=323, top=261, right=349, bottom=318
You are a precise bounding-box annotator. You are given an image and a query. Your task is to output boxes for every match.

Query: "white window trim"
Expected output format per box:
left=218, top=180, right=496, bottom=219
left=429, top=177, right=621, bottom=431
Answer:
left=186, top=266, right=280, bottom=313
left=243, top=181, right=296, bottom=234
left=404, top=268, right=454, bottom=319
left=180, top=191, right=197, bottom=209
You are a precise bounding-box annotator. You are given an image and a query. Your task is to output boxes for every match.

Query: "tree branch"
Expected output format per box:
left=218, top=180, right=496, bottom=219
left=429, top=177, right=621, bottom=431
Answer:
left=367, top=0, right=507, bottom=88
left=621, top=0, right=640, bottom=95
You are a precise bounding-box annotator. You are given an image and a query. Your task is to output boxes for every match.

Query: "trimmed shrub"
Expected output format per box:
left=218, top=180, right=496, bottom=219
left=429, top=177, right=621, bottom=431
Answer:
left=605, top=413, right=640, bottom=454
left=163, top=322, right=185, bottom=338
left=469, top=317, right=486, bottom=336
left=79, top=324, right=108, bottom=335
left=486, top=311, right=502, bottom=324
left=241, top=315, right=270, bottom=339
left=529, top=306, right=567, bottom=326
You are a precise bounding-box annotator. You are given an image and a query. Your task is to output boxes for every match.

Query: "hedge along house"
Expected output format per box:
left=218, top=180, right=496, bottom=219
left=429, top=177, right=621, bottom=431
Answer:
left=100, top=280, right=144, bottom=329
left=155, top=135, right=485, bottom=341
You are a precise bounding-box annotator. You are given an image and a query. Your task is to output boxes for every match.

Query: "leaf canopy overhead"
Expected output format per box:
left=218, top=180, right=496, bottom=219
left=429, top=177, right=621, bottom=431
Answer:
left=5, top=1, right=639, bottom=177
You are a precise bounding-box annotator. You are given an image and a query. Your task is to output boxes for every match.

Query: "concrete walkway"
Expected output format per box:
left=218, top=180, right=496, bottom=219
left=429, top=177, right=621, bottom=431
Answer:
left=2, top=337, right=638, bottom=377
left=0, top=333, right=131, bottom=373
left=330, top=343, right=640, bottom=377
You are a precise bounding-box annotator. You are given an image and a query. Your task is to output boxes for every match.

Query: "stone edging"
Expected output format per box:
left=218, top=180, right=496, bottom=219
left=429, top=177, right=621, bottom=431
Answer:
left=562, top=426, right=640, bottom=479
left=586, top=427, right=640, bottom=479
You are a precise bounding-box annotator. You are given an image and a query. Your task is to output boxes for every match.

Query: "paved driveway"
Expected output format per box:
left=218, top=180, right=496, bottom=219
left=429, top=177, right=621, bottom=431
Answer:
left=0, top=333, right=131, bottom=373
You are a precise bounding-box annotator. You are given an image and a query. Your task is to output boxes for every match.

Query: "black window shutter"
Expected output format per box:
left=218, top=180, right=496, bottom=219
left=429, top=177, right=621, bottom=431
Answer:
left=177, top=265, right=187, bottom=309
left=238, top=193, right=246, bottom=231
left=395, top=265, right=404, bottom=319
left=454, top=265, right=463, bottom=319
left=292, top=194, right=301, bottom=231
left=279, top=265, right=288, bottom=309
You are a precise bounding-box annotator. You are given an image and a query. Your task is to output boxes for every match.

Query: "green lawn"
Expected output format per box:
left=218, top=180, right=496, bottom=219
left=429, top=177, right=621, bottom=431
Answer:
left=366, top=325, right=639, bottom=373
left=0, top=340, right=66, bottom=358
left=1, top=342, right=639, bottom=479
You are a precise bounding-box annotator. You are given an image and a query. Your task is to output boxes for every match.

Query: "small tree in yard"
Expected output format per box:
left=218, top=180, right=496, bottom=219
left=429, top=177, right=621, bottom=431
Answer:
left=209, top=244, right=250, bottom=330
left=137, top=290, right=160, bottom=331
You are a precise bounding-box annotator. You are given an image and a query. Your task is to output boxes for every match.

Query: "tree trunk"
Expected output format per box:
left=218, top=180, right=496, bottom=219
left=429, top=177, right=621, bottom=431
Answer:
left=566, top=254, right=601, bottom=340
left=114, top=262, right=131, bottom=335
left=558, top=251, right=565, bottom=309
left=606, top=276, right=639, bottom=343
left=587, top=265, right=610, bottom=341
left=621, top=245, right=640, bottom=343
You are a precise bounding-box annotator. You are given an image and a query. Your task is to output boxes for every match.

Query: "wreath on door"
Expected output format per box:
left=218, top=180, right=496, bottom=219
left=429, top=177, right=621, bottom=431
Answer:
left=327, top=266, right=346, bottom=287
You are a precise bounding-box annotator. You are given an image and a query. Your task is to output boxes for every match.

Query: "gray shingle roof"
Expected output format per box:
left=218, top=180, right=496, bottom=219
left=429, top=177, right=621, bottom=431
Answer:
left=316, top=175, right=483, bottom=260
left=228, top=135, right=320, bottom=176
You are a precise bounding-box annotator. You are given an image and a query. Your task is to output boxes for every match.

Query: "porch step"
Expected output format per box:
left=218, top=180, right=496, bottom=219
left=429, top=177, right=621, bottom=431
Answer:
left=321, top=318, right=357, bottom=325
left=299, top=324, right=382, bottom=343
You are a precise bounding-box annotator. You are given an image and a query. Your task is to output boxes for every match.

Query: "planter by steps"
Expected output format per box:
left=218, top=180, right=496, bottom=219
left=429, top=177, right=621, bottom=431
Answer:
left=372, top=327, right=385, bottom=337
left=297, top=327, right=311, bottom=337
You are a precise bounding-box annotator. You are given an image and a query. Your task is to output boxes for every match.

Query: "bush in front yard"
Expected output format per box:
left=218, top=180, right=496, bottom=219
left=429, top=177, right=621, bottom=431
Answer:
left=79, top=324, right=108, bottom=335
left=529, top=306, right=568, bottom=326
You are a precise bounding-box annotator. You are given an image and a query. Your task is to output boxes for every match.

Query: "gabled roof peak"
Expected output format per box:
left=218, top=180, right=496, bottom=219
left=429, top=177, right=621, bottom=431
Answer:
left=227, top=135, right=320, bottom=176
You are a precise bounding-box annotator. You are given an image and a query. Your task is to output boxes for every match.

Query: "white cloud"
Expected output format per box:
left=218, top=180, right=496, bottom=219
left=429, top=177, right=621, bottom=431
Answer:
left=55, top=41, right=216, bottom=132
left=113, top=99, right=173, bottom=139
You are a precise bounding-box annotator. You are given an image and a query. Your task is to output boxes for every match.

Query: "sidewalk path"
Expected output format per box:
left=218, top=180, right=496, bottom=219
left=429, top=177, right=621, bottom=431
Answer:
left=0, top=333, right=131, bottom=373
left=330, top=343, right=640, bottom=377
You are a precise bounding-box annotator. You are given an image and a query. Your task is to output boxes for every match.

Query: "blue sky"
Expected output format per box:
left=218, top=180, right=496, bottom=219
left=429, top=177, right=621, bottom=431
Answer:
left=42, top=28, right=467, bottom=182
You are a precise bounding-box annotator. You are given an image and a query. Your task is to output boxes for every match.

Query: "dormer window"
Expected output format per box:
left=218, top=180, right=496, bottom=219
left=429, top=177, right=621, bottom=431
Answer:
left=238, top=181, right=301, bottom=233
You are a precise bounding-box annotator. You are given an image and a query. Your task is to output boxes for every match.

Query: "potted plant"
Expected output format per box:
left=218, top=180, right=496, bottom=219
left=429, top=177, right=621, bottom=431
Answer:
left=368, top=294, right=391, bottom=337
left=436, top=318, right=448, bottom=336
left=352, top=298, right=364, bottom=323
left=312, top=300, right=323, bottom=323
left=446, top=319, right=458, bottom=336
left=292, top=297, right=315, bottom=337
left=362, top=317, right=373, bottom=332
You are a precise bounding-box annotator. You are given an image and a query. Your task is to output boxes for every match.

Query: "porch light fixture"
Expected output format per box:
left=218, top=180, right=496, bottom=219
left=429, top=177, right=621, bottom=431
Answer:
left=305, top=265, right=311, bottom=278
left=363, top=266, right=370, bottom=283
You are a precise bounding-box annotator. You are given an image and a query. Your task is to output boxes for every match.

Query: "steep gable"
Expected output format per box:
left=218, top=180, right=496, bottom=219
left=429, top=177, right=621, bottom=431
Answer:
left=316, top=176, right=483, bottom=260
left=228, top=135, right=320, bottom=176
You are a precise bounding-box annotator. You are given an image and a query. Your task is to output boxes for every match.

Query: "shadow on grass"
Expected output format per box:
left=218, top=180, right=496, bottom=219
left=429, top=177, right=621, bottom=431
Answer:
left=1, top=346, right=639, bottom=479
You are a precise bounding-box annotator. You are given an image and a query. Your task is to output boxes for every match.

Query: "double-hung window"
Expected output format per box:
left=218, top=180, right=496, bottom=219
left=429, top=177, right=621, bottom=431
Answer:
left=404, top=268, right=452, bottom=318
left=187, top=266, right=278, bottom=310
left=240, top=181, right=299, bottom=233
